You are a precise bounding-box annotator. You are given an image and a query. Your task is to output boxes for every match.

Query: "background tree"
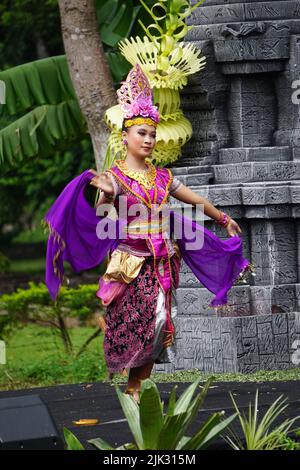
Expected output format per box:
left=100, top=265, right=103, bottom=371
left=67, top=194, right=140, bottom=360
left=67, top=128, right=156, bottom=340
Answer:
left=58, top=0, right=116, bottom=171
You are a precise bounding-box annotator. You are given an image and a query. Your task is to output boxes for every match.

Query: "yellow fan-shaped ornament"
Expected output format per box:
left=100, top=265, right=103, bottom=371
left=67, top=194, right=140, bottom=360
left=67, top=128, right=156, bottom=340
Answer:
left=118, top=36, right=206, bottom=90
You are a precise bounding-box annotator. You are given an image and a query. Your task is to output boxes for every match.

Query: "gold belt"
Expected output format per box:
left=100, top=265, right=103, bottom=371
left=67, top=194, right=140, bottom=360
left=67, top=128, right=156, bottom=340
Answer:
left=124, top=218, right=170, bottom=235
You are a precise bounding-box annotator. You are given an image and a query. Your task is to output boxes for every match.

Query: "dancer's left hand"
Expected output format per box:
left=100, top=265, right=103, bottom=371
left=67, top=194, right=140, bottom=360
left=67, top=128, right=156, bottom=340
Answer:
left=226, top=218, right=242, bottom=238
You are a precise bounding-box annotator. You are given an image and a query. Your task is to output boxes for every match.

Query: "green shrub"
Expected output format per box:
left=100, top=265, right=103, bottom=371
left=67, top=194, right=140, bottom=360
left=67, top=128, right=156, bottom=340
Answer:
left=224, top=389, right=300, bottom=450
left=0, top=251, right=11, bottom=273
left=277, top=428, right=300, bottom=450
left=0, top=281, right=105, bottom=354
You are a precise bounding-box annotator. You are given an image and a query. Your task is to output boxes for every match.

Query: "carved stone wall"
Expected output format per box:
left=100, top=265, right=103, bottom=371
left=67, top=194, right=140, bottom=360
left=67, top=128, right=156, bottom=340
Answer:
left=153, top=0, right=300, bottom=374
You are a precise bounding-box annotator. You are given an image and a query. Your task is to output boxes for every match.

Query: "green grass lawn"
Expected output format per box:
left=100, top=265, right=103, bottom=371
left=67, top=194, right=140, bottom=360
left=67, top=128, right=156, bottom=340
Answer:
left=0, top=323, right=300, bottom=392
left=0, top=324, right=107, bottom=390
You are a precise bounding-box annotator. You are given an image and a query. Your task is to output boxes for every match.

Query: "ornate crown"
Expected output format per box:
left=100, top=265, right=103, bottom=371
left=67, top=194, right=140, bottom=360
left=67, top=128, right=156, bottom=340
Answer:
left=116, top=63, right=160, bottom=127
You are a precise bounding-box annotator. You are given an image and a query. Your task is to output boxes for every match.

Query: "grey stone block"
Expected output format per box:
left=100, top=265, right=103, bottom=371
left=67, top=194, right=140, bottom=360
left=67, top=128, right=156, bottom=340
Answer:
left=152, top=313, right=300, bottom=374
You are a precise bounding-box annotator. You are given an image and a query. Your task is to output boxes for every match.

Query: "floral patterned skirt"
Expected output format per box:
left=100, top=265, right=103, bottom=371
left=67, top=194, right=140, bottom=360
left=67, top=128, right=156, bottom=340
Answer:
left=103, top=254, right=180, bottom=374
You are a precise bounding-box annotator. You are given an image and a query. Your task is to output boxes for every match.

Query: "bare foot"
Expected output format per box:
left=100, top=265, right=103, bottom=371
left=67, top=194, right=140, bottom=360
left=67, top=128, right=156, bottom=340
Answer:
left=125, top=387, right=140, bottom=405
left=132, top=390, right=140, bottom=405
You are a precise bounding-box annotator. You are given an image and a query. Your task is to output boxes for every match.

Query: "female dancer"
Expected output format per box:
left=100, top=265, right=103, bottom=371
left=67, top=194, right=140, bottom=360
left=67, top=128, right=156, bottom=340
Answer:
left=87, top=65, right=244, bottom=404
left=43, top=64, right=252, bottom=406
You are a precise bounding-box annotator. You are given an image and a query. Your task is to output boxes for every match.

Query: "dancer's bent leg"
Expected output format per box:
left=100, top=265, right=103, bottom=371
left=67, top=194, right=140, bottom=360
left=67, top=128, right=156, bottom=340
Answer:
left=126, top=360, right=155, bottom=402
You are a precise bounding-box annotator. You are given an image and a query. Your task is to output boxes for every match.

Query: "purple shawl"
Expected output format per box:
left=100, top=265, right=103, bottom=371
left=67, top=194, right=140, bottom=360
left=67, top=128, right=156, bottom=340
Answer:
left=42, top=169, right=251, bottom=307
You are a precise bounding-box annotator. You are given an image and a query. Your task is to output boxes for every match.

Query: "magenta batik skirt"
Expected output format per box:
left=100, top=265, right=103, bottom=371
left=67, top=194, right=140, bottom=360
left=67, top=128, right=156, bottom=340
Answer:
left=102, top=254, right=181, bottom=374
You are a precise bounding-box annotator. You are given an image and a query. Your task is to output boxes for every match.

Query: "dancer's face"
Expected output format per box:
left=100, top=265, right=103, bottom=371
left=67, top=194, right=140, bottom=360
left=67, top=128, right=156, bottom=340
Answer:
left=122, top=124, right=156, bottom=159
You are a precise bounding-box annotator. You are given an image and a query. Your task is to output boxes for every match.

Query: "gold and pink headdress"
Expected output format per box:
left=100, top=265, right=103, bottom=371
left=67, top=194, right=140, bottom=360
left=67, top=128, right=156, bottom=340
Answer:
left=116, top=63, right=160, bottom=128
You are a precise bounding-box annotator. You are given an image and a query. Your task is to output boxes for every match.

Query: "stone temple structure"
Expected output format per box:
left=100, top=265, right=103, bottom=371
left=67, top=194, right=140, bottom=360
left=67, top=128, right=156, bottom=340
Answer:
left=153, top=0, right=300, bottom=374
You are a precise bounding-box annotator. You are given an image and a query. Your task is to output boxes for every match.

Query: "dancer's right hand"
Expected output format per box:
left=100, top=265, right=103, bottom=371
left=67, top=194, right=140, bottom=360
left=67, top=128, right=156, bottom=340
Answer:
left=88, top=169, right=114, bottom=196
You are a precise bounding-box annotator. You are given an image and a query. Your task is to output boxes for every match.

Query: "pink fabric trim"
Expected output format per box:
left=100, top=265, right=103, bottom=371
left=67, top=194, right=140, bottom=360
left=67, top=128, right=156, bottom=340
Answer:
left=96, top=277, right=127, bottom=306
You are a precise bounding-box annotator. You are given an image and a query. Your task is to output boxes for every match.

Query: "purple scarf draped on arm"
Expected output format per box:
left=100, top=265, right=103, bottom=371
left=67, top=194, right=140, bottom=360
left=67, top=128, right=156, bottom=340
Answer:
left=42, top=169, right=252, bottom=307
left=42, top=170, right=127, bottom=301
left=171, top=211, right=250, bottom=307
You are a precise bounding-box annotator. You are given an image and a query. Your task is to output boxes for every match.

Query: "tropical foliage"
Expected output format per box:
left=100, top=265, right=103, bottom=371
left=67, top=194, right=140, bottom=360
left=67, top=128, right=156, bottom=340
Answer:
left=0, top=0, right=157, bottom=172
left=0, top=0, right=158, bottom=241
left=63, top=376, right=238, bottom=450
left=63, top=379, right=300, bottom=451
left=224, top=389, right=300, bottom=450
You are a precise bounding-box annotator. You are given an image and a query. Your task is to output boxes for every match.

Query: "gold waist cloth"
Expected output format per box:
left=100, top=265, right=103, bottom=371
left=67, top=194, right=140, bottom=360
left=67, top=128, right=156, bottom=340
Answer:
left=103, top=241, right=181, bottom=285
left=102, top=249, right=146, bottom=284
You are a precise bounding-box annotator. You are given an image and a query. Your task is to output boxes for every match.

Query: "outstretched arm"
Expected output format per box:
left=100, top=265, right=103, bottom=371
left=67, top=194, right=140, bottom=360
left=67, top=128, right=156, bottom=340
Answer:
left=171, top=183, right=242, bottom=238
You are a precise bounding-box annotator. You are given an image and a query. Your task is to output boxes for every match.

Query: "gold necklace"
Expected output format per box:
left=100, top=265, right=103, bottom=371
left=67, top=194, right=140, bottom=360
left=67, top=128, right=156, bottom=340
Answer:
left=115, top=158, right=157, bottom=190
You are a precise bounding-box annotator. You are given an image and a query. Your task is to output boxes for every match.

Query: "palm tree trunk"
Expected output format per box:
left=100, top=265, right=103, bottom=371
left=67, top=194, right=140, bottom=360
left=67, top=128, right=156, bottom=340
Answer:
left=58, top=0, right=117, bottom=171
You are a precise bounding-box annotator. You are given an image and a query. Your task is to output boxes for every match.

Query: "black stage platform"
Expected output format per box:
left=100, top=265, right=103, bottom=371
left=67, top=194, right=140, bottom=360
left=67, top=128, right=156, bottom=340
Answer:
left=0, top=380, right=300, bottom=450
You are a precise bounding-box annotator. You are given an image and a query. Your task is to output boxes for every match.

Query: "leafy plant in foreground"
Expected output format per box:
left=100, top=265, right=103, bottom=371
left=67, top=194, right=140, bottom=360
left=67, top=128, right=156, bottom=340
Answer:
left=224, top=389, right=300, bottom=450
left=63, top=376, right=237, bottom=450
